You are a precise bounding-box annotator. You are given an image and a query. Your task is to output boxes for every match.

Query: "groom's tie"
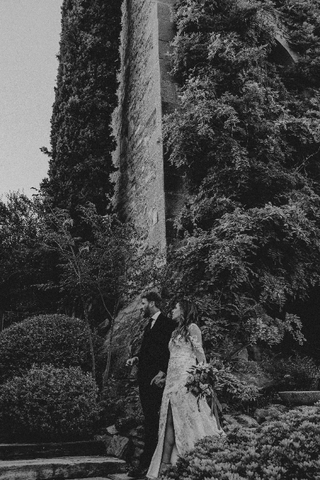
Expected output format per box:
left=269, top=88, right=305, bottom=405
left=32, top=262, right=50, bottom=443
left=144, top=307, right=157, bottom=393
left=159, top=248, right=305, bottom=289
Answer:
left=145, top=317, right=153, bottom=332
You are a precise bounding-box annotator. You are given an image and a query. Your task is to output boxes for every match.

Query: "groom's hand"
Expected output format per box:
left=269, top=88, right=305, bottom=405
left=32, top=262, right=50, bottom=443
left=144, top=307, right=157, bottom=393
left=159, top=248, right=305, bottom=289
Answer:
left=150, top=370, right=166, bottom=388
left=126, top=356, right=138, bottom=367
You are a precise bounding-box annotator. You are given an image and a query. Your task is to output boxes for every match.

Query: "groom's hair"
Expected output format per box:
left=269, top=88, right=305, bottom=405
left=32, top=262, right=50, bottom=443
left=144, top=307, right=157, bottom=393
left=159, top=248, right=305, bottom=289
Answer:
left=142, top=291, right=162, bottom=308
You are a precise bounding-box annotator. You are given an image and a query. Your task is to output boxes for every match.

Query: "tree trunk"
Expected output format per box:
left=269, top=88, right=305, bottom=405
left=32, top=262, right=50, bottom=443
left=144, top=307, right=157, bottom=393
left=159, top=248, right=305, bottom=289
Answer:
left=102, top=300, right=119, bottom=388
left=84, top=307, right=96, bottom=380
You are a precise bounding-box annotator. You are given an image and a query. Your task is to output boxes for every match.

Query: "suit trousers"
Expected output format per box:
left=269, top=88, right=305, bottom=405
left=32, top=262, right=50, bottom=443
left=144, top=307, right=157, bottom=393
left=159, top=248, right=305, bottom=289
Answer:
left=138, top=379, right=164, bottom=467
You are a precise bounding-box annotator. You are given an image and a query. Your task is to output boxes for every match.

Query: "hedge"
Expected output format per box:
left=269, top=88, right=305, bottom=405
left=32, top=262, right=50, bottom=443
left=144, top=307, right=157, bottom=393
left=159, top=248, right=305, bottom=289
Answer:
left=0, top=314, right=103, bottom=383
left=0, top=364, right=100, bottom=442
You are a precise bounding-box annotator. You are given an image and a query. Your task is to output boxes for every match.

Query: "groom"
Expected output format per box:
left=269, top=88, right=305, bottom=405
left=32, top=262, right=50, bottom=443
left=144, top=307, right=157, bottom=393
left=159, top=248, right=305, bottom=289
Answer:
left=126, top=291, right=175, bottom=477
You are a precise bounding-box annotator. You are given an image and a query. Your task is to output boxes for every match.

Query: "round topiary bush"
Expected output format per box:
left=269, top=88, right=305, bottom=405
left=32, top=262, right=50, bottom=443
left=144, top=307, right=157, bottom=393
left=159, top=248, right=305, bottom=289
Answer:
left=164, top=405, right=320, bottom=480
left=0, top=314, right=103, bottom=383
left=0, top=364, right=101, bottom=442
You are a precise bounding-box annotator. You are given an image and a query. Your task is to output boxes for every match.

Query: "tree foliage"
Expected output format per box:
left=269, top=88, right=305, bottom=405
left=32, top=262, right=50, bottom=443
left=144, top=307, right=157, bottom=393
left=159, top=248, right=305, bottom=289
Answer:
left=163, top=0, right=320, bottom=352
left=41, top=204, right=161, bottom=321
left=0, top=193, right=59, bottom=324
left=40, top=203, right=164, bottom=383
left=40, top=0, right=122, bottom=217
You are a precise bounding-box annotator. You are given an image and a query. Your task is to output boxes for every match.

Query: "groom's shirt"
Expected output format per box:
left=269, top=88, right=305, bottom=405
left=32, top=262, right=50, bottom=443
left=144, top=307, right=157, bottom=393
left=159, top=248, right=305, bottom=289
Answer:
left=150, top=310, right=161, bottom=329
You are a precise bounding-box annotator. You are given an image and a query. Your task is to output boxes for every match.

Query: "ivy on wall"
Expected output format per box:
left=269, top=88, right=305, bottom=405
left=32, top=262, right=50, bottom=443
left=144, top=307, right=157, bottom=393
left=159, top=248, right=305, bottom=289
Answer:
left=163, top=0, right=320, bottom=351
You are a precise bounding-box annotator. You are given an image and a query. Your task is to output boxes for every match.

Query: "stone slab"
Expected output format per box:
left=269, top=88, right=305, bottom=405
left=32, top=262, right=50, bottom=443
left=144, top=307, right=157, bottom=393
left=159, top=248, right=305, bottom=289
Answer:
left=95, top=435, right=130, bottom=459
left=62, top=475, right=134, bottom=480
left=0, top=440, right=106, bottom=460
left=108, top=475, right=134, bottom=480
left=73, top=475, right=134, bottom=480
left=0, top=455, right=126, bottom=480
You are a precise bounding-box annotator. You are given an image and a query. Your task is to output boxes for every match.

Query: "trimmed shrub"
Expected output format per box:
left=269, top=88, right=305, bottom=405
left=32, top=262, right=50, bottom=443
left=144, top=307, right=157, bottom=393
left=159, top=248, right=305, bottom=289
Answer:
left=164, top=405, right=320, bottom=480
left=0, top=314, right=103, bottom=384
left=0, top=365, right=100, bottom=442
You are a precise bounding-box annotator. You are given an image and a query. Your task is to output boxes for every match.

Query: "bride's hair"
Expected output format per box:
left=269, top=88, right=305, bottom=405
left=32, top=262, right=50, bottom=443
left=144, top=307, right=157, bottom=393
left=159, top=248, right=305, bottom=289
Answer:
left=172, top=299, right=198, bottom=341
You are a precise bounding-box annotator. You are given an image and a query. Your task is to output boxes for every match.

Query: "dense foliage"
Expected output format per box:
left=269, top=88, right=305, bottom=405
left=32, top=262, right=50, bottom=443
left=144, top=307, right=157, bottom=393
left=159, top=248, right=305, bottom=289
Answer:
left=0, top=314, right=102, bottom=383
left=164, top=405, right=320, bottom=480
left=41, top=205, right=152, bottom=320
left=0, top=365, right=100, bottom=442
left=263, top=353, right=320, bottom=391
left=40, top=0, right=122, bottom=216
left=164, top=0, right=320, bottom=355
left=0, top=196, right=154, bottom=385
left=0, top=193, right=59, bottom=323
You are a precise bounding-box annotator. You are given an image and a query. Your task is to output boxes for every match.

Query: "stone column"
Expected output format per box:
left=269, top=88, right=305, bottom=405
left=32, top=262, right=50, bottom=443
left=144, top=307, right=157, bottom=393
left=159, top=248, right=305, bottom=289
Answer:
left=113, top=0, right=177, bottom=252
left=110, top=0, right=179, bottom=385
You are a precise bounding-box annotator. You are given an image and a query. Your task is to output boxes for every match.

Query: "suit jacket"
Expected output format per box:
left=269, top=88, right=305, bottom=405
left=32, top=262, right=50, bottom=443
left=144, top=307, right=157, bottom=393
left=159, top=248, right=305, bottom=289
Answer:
left=137, top=312, right=175, bottom=385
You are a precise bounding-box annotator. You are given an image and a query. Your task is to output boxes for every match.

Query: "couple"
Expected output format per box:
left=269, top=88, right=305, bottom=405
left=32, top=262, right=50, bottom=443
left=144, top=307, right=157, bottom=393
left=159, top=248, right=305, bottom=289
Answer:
left=127, top=292, right=223, bottom=479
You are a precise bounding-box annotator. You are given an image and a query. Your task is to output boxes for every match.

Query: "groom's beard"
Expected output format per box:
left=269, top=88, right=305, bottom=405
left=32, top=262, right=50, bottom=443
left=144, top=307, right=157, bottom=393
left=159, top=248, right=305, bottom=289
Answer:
left=143, top=306, right=151, bottom=318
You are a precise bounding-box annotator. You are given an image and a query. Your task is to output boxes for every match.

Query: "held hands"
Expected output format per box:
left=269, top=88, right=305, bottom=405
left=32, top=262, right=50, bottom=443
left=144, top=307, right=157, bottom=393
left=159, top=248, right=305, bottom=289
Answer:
left=126, top=356, right=139, bottom=367
left=150, top=370, right=166, bottom=388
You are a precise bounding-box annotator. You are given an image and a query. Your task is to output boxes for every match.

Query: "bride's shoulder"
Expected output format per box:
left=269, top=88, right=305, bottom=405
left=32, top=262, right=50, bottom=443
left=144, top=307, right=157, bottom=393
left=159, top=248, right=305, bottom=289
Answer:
left=188, top=323, right=201, bottom=335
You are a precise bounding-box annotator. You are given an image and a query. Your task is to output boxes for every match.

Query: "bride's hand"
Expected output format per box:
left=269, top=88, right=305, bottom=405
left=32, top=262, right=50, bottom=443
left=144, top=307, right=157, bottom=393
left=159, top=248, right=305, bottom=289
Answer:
left=150, top=371, right=166, bottom=388
left=156, top=377, right=166, bottom=388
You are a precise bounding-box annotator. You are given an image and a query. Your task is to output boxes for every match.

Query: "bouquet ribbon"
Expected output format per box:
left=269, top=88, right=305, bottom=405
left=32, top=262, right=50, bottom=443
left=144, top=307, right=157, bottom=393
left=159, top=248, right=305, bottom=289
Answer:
left=210, top=388, right=222, bottom=429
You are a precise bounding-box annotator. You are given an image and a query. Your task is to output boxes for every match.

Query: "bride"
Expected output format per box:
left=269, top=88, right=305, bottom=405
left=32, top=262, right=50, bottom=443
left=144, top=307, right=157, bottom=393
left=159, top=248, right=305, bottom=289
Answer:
left=147, top=299, right=224, bottom=479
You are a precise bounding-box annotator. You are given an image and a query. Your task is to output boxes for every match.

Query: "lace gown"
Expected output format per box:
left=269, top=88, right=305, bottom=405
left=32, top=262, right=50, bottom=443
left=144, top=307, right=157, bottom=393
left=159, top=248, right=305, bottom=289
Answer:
left=147, top=324, right=223, bottom=479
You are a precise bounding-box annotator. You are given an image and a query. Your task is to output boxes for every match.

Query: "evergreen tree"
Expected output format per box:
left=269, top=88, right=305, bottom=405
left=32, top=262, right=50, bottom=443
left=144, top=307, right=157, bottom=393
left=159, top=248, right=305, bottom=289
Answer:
left=41, top=0, right=122, bottom=217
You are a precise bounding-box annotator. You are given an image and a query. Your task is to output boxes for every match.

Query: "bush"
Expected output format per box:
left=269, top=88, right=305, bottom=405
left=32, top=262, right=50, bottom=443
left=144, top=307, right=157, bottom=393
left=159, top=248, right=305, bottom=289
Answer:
left=0, top=365, right=100, bottom=442
left=263, top=354, right=320, bottom=391
left=0, top=314, right=103, bottom=384
left=99, top=375, right=143, bottom=430
left=164, top=405, right=320, bottom=480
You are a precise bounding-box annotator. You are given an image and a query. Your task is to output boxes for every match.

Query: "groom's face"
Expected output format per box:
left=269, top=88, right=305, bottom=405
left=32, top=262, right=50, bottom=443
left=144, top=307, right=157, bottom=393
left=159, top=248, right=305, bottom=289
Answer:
left=141, top=298, right=153, bottom=318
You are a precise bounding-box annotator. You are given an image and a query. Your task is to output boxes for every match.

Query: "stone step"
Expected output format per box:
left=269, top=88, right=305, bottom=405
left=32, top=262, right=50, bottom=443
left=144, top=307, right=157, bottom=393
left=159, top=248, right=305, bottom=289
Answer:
left=108, top=475, right=135, bottom=480
left=0, top=455, right=126, bottom=480
left=73, top=476, right=134, bottom=480
left=0, top=440, right=106, bottom=461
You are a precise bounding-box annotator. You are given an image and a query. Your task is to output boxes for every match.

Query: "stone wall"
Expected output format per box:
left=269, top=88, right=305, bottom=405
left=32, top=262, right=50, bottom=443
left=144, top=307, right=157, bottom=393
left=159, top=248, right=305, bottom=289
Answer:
left=110, top=0, right=185, bottom=386
left=112, top=0, right=180, bottom=251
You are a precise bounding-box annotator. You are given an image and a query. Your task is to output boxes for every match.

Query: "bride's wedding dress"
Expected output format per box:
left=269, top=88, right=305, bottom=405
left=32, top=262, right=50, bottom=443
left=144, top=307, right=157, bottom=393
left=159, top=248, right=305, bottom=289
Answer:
left=147, top=324, right=223, bottom=479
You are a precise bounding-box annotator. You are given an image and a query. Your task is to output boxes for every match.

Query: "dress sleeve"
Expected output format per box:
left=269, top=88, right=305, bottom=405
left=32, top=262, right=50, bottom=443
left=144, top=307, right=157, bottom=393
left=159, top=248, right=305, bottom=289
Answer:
left=188, top=323, right=206, bottom=363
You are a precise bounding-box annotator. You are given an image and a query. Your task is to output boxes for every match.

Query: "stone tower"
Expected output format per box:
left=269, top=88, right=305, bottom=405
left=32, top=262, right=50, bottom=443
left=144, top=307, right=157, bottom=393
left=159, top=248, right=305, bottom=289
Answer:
left=110, top=0, right=184, bottom=375
left=112, top=0, right=183, bottom=253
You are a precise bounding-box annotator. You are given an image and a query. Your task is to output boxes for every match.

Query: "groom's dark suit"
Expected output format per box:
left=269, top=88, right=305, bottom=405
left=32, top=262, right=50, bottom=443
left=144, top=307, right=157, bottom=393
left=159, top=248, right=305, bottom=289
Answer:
left=137, top=312, right=175, bottom=468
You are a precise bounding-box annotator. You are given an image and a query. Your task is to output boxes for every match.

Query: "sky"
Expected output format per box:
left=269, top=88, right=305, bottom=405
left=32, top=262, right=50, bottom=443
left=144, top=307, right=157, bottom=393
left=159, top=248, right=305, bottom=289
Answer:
left=0, top=0, right=63, bottom=199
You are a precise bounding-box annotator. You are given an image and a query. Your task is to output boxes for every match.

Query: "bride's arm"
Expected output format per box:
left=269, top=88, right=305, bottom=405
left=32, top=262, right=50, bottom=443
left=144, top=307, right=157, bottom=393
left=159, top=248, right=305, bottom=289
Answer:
left=188, top=323, right=206, bottom=363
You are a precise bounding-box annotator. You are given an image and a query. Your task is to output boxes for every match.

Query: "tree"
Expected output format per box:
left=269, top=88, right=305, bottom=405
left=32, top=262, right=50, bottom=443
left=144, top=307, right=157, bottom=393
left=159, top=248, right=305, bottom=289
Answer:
left=41, top=203, right=163, bottom=383
left=40, top=0, right=122, bottom=218
left=163, top=0, right=320, bottom=355
left=0, top=193, right=59, bottom=327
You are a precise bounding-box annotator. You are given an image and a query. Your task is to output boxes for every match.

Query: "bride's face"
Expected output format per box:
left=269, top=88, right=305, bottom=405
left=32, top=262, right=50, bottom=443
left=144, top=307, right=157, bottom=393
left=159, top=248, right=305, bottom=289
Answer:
left=172, top=303, right=182, bottom=323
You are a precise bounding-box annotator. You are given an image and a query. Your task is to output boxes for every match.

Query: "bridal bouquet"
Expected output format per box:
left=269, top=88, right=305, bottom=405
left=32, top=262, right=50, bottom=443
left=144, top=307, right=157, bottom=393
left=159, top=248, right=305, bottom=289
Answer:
left=185, top=361, right=223, bottom=425
left=186, top=359, right=260, bottom=424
